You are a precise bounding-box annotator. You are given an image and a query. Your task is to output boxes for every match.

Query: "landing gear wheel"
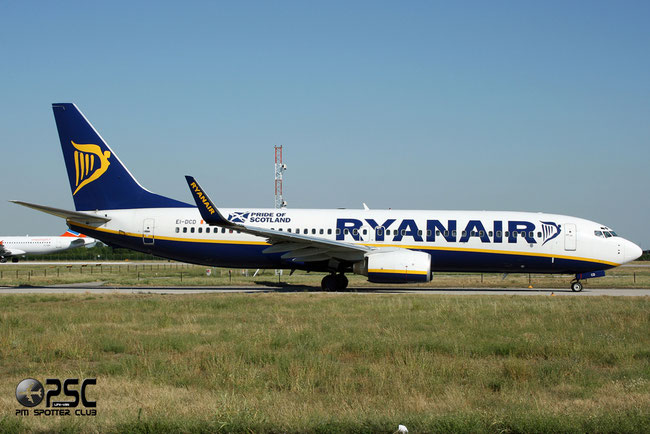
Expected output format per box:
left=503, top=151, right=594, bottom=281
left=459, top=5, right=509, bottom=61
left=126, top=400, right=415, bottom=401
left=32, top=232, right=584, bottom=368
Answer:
left=11, top=257, right=18, bottom=263
left=321, top=274, right=337, bottom=291
left=321, top=274, right=349, bottom=291
left=571, top=281, right=583, bottom=292
left=335, top=274, right=349, bottom=291
left=0, top=258, right=6, bottom=263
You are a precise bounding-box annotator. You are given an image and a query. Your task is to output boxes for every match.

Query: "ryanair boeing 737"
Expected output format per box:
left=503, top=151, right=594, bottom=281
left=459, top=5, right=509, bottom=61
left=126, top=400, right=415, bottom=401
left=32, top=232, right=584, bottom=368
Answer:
left=12, top=103, right=643, bottom=291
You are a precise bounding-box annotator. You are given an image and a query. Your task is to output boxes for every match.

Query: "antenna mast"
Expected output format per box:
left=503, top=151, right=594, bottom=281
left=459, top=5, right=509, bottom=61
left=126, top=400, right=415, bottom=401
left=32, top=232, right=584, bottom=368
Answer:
left=274, top=145, right=287, bottom=208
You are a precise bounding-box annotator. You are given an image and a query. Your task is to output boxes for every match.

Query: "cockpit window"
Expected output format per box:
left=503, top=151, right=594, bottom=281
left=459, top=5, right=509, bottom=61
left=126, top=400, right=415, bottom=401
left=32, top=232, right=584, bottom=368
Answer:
left=596, top=229, right=618, bottom=238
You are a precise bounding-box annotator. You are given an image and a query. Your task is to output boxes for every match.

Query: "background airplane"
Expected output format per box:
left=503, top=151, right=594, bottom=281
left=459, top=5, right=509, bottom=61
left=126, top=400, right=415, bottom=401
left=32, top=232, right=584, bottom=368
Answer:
left=12, top=103, right=643, bottom=290
left=0, top=230, right=96, bottom=263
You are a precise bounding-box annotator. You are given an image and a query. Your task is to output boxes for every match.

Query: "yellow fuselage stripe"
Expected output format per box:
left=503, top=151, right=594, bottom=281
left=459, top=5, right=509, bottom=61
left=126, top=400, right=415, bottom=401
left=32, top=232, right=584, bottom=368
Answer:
left=69, top=221, right=269, bottom=246
left=368, top=269, right=429, bottom=275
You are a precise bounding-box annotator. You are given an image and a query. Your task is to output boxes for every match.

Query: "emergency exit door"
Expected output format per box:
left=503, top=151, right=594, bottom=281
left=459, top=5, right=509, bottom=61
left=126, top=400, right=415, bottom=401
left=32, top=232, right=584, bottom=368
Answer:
left=143, top=219, right=155, bottom=245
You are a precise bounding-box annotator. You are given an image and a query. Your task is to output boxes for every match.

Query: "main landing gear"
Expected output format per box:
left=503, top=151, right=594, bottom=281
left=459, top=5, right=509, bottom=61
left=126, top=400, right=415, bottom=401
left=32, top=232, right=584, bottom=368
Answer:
left=321, top=273, right=349, bottom=291
left=571, top=280, right=583, bottom=292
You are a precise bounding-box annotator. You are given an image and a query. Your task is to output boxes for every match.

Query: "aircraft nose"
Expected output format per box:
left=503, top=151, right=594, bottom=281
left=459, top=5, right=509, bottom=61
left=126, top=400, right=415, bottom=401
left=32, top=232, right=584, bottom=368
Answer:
left=625, top=240, right=643, bottom=263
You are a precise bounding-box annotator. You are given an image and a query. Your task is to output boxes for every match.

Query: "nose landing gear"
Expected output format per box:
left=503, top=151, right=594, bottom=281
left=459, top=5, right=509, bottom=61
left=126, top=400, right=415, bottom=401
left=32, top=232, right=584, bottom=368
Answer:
left=321, top=273, right=349, bottom=291
left=570, top=270, right=606, bottom=292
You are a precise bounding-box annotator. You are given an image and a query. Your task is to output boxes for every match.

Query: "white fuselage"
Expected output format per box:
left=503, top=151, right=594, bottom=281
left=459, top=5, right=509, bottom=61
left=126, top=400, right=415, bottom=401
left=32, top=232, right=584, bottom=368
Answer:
left=0, top=235, right=95, bottom=259
left=69, top=207, right=641, bottom=273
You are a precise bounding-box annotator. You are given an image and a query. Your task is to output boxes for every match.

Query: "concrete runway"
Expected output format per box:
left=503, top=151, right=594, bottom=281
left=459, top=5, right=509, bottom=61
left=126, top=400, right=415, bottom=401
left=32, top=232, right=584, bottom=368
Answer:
left=0, top=284, right=648, bottom=296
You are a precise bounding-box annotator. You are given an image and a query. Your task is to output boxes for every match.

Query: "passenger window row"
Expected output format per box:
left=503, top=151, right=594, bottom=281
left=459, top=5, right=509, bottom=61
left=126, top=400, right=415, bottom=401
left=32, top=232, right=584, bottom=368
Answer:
left=286, top=228, right=336, bottom=235
left=175, top=227, right=241, bottom=234
left=173, top=226, right=545, bottom=241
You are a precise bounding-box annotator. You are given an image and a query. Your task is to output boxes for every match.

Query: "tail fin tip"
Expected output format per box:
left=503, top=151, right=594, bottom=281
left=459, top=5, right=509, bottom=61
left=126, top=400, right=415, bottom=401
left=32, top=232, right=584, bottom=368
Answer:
left=52, top=103, right=191, bottom=211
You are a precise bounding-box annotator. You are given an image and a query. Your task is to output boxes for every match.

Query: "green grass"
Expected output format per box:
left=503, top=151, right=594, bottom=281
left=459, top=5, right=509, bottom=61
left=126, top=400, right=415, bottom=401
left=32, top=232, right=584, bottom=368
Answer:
left=0, top=293, right=649, bottom=433
left=1, top=261, right=650, bottom=289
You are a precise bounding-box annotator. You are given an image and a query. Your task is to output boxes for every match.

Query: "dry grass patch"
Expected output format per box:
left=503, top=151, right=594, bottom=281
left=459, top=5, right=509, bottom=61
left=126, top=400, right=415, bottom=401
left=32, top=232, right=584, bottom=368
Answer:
left=0, top=293, right=648, bottom=433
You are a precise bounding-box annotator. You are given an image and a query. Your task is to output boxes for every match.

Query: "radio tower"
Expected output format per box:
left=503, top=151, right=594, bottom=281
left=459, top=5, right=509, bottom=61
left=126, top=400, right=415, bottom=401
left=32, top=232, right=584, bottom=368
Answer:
left=274, top=145, right=287, bottom=208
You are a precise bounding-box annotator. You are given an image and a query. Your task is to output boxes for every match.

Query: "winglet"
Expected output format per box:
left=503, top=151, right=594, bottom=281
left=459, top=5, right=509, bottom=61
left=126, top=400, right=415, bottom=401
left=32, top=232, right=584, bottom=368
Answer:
left=184, top=176, right=233, bottom=226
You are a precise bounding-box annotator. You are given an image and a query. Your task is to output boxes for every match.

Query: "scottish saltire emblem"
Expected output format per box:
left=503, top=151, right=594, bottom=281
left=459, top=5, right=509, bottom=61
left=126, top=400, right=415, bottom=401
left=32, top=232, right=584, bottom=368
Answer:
left=71, top=141, right=111, bottom=195
left=540, top=221, right=561, bottom=245
left=228, top=212, right=250, bottom=223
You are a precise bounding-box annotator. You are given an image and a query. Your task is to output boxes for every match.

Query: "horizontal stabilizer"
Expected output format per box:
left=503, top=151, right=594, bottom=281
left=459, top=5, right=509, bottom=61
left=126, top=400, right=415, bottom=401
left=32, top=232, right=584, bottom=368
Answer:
left=10, top=200, right=111, bottom=223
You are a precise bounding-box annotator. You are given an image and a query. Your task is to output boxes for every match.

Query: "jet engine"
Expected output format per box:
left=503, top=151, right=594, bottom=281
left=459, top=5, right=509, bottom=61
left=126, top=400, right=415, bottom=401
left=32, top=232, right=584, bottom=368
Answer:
left=353, top=249, right=432, bottom=283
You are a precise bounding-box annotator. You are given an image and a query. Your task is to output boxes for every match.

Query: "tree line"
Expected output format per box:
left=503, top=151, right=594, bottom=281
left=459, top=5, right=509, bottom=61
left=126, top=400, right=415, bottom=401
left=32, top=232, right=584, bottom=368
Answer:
left=23, top=244, right=162, bottom=261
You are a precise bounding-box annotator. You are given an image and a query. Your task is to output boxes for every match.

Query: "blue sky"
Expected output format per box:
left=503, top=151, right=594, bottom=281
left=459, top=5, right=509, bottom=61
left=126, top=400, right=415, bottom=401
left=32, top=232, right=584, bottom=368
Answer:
left=1, top=1, right=649, bottom=248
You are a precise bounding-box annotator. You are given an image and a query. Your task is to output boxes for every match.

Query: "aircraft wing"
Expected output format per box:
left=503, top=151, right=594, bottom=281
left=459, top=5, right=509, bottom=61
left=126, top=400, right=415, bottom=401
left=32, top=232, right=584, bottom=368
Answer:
left=185, top=176, right=371, bottom=263
left=243, top=224, right=370, bottom=262
left=0, top=243, right=25, bottom=257
left=9, top=201, right=111, bottom=224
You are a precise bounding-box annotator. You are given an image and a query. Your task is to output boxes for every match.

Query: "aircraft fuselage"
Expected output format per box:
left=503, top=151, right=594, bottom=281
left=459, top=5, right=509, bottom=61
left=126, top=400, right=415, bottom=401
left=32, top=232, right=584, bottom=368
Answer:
left=67, top=207, right=637, bottom=274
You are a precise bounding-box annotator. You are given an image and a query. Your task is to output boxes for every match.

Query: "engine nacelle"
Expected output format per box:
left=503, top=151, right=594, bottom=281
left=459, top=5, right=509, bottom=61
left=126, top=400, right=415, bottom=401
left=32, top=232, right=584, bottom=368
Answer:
left=353, top=249, right=432, bottom=283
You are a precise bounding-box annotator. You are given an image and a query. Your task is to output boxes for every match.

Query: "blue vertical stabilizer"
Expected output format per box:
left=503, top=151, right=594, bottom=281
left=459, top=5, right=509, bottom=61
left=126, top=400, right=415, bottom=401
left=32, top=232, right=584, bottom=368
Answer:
left=52, top=103, right=191, bottom=211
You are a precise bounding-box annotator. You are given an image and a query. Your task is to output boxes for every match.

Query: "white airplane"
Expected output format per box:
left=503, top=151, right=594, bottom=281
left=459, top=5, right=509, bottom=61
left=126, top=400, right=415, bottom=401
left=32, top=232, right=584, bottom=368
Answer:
left=11, top=103, right=643, bottom=291
left=0, top=230, right=96, bottom=263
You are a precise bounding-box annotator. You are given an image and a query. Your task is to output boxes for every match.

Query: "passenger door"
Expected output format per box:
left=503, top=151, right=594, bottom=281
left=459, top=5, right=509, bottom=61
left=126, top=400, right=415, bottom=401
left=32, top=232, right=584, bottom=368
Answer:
left=564, top=223, right=576, bottom=251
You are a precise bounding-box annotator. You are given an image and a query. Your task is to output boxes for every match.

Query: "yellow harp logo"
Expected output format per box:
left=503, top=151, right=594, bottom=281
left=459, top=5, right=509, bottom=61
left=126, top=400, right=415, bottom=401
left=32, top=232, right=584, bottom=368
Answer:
left=71, top=141, right=111, bottom=195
